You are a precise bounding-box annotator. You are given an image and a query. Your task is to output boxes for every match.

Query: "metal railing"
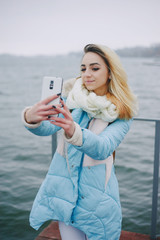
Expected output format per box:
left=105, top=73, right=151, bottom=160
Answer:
left=134, top=118, right=160, bottom=239
left=51, top=117, right=160, bottom=239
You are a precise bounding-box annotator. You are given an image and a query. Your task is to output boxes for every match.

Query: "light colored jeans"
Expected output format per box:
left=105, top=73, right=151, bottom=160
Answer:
left=59, top=221, right=88, bottom=240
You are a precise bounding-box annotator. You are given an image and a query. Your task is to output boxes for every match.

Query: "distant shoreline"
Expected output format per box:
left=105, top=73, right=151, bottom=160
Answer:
left=0, top=43, right=160, bottom=58
left=116, top=44, right=160, bottom=58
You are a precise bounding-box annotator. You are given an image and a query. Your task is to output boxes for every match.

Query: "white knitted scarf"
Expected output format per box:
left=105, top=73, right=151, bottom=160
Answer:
left=66, top=78, right=119, bottom=122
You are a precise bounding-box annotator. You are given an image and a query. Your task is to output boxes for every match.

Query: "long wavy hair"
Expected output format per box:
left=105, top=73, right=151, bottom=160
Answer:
left=83, top=44, right=138, bottom=119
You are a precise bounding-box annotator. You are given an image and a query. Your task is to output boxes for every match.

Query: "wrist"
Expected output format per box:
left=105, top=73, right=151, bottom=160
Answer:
left=64, top=122, right=82, bottom=146
left=25, top=109, right=37, bottom=124
left=65, top=124, right=75, bottom=139
left=24, top=109, right=32, bottom=124
left=21, top=107, right=41, bottom=129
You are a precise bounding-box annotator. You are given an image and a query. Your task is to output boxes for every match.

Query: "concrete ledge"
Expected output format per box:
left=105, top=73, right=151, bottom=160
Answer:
left=35, top=221, right=160, bottom=240
left=36, top=222, right=60, bottom=240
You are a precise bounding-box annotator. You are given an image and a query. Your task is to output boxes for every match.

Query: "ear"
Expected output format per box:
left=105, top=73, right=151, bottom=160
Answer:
left=108, top=73, right=112, bottom=80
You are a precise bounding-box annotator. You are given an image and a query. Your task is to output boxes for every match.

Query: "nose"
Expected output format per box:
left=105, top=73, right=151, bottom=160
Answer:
left=84, top=68, right=92, bottom=77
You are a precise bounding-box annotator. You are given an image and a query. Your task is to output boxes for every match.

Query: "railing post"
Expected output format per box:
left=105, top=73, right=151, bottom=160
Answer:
left=52, top=133, right=57, bottom=158
left=151, top=120, right=160, bottom=239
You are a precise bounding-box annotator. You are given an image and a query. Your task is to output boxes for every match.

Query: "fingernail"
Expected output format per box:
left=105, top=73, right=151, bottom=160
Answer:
left=60, top=97, right=63, bottom=101
left=57, top=93, right=61, bottom=96
left=61, top=104, right=64, bottom=108
left=52, top=105, right=56, bottom=108
left=48, top=116, right=51, bottom=119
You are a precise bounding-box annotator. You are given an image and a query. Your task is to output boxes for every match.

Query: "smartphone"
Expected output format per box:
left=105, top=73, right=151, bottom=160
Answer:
left=41, top=76, right=63, bottom=116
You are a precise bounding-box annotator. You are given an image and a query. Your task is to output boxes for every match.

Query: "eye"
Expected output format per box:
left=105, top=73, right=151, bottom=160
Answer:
left=81, top=68, right=86, bottom=72
left=92, top=67, right=100, bottom=71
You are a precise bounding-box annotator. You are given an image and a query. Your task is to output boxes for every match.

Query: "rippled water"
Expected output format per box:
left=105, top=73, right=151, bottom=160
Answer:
left=0, top=54, right=160, bottom=239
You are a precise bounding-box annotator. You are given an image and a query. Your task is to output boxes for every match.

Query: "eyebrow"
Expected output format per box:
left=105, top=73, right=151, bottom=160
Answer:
left=81, top=63, right=101, bottom=67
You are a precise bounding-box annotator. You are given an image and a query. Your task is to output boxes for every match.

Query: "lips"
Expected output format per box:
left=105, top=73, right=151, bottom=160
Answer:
left=85, top=80, right=95, bottom=83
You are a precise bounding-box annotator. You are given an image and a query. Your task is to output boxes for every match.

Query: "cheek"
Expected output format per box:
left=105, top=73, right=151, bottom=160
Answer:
left=103, top=69, right=109, bottom=81
left=97, top=71, right=108, bottom=84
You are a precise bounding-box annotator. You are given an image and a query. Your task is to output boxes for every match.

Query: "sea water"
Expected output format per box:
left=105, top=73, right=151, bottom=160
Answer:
left=0, top=54, right=160, bottom=239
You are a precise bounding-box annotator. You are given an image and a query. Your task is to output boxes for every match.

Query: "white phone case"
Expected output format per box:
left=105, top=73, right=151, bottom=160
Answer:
left=41, top=76, right=63, bottom=105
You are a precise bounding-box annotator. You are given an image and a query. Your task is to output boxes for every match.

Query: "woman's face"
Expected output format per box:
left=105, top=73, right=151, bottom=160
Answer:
left=81, top=52, right=110, bottom=96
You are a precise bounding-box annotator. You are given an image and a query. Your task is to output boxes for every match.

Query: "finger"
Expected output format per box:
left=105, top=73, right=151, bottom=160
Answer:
left=49, top=120, right=69, bottom=130
left=54, top=105, right=71, bottom=119
left=39, top=110, right=59, bottom=116
left=36, top=115, right=50, bottom=122
left=37, top=103, right=63, bottom=112
left=40, top=94, right=60, bottom=105
left=48, top=116, right=70, bottom=124
left=60, top=97, right=66, bottom=108
left=60, top=98, right=71, bottom=113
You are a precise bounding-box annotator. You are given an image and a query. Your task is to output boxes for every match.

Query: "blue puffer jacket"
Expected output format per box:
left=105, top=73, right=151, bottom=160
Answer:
left=26, top=108, right=132, bottom=240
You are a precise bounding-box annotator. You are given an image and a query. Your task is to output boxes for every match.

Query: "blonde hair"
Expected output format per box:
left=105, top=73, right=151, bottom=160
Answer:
left=83, top=44, right=138, bottom=119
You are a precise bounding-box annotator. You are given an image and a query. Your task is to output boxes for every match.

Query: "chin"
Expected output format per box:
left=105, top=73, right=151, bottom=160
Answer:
left=84, top=84, right=94, bottom=91
left=85, top=86, right=95, bottom=92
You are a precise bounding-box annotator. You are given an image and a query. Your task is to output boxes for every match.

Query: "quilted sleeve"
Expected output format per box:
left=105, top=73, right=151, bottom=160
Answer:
left=74, top=118, right=133, bottom=160
left=25, top=120, right=61, bottom=136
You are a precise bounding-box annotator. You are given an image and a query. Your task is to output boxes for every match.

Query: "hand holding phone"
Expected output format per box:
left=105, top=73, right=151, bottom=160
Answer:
left=41, top=77, right=75, bottom=138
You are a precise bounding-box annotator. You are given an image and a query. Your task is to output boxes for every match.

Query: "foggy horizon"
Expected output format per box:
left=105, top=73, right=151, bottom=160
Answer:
left=1, top=0, right=160, bottom=56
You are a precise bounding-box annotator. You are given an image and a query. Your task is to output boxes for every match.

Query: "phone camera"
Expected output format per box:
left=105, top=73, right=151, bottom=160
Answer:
left=49, top=80, right=54, bottom=89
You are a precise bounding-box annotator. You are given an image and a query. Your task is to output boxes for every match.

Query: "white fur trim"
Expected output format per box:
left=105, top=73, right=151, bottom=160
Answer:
left=21, top=107, right=41, bottom=129
left=64, top=122, right=82, bottom=146
left=62, top=78, right=77, bottom=98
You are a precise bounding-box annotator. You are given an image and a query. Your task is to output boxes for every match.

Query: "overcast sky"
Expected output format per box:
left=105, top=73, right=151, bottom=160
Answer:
left=0, top=0, right=160, bottom=55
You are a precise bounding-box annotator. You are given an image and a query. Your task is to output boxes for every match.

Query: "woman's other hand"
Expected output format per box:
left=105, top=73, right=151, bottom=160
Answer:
left=49, top=98, right=75, bottom=138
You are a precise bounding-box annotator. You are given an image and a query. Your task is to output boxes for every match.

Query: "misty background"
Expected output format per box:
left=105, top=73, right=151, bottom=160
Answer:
left=0, top=0, right=160, bottom=56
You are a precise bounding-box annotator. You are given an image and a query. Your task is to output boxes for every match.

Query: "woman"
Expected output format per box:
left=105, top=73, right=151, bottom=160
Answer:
left=22, top=44, right=137, bottom=240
